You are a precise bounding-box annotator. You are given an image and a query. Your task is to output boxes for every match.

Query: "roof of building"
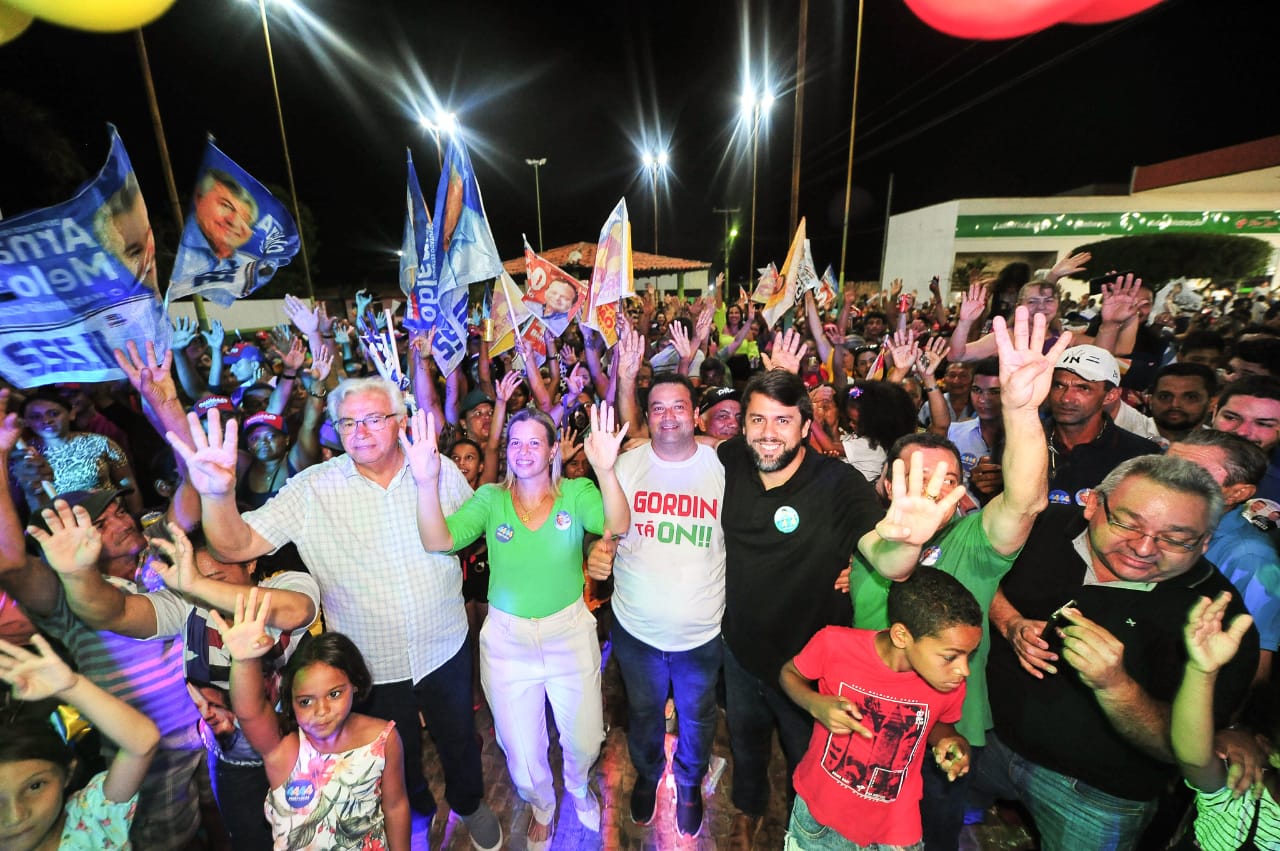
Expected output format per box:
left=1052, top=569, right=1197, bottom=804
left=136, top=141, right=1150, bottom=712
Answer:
left=1131, top=135, right=1280, bottom=195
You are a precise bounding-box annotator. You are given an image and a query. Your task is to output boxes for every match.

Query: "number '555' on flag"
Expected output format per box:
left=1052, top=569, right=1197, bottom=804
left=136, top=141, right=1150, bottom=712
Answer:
left=0, top=124, right=172, bottom=388
left=168, top=137, right=300, bottom=307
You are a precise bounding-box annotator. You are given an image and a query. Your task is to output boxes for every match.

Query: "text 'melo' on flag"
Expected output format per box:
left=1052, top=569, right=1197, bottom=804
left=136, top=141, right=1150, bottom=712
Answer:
left=0, top=125, right=172, bottom=388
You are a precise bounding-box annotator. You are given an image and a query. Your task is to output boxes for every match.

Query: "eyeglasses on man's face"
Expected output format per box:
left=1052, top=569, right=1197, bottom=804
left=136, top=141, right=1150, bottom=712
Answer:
left=1098, top=493, right=1205, bottom=553
left=334, top=413, right=398, bottom=435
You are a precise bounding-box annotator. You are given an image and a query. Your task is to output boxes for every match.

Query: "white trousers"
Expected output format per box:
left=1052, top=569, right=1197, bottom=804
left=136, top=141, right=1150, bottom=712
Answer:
left=479, top=597, right=604, bottom=819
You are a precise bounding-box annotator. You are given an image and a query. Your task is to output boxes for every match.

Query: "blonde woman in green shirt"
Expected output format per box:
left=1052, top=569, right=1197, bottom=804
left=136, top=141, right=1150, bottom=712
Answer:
left=402, top=402, right=629, bottom=849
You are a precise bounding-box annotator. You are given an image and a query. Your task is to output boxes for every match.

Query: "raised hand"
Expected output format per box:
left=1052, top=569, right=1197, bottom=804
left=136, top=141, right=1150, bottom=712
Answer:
left=886, top=329, right=920, bottom=371
left=889, top=278, right=903, bottom=299
left=495, top=370, right=524, bottom=405
left=0, top=634, right=78, bottom=701
left=283, top=293, right=319, bottom=335
left=916, top=335, right=950, bottom=379
left=282, top=336, right=307, bottom=374
left=309, top=346, right=334, bottom=384
left=582, top=402, right=629, bottom=474
left=1185, top=592, right=1253, bottom=675
left=0, top=388, right=21, bottom=454
left=761, top=328, right=809, bottom=373
left=333, top=319, right=354, bottom=346
left=146, top=523, right=202, bottom=594
left=202, top=318, right=226, bottom=349
left=617, top=328, right=645, bottom=383
left=873, top=451, right=966, bottom=546
left=669, top=320, right=697, bottom=361
left=566, top=362, right=589, bottom=398
left=398, top=408, right=441, bottom=483
left=26, top=500, right=102, bottom=577
left=354, top=289, right=374, bottom=320
left=958, top=283, right=988, bottom=324
left=992, top=306, right=1073, bottom=413
left=315, top=301, right=335, bottom=335
left=166, top=409, right=239, bottom=497
left=1100, top=273, right=1145, bottom=326
left=208, top=588, right=276, bottom=662
left=559, top=424, right=582, bottom=462
left=170, top=315, right=199, bottom=350
left=410, top=328, right=438, bottom=365
left=1048, top=251, right=1091, bottom=282
left=694, top=300, right=716, bottom=343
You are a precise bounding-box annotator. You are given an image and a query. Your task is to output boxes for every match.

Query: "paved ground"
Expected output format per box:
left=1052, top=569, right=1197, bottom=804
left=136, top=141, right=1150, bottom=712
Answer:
left=414, top=642, right=1037, bottom=850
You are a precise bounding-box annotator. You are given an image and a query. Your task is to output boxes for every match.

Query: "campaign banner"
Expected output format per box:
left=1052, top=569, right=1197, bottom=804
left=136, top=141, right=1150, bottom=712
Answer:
left=399, top=150, right=439, bottom=330
left=428, top=134, right=503, bottom=376
left=583, top=197, right=633, bottom=348
left=750, top=262, right=780, bottom=305
left=817, top=264, right=839, bottom=310
left=522, top=235, right=586, bottom=337
left=0, top=125, right=172, bottom=388
left=762, top=219, right=804, bottom=327
left=168, top=137, right=299, bottom=308
left=490, top=270, right=533, bottom=357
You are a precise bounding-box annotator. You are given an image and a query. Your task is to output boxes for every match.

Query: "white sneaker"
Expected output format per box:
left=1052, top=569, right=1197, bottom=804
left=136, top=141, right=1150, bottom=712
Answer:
left=572, top=788, right=601, bottom=833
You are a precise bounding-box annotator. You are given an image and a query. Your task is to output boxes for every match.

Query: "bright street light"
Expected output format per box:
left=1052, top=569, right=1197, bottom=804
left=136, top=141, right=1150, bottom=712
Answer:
left=641, top=148, right=669, bottom=254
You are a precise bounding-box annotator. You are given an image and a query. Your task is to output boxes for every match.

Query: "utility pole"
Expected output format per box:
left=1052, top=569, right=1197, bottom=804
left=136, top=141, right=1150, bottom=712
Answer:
left=714, top=206, right=740, bottom=301
left=525, top=158, right=547, bottom=252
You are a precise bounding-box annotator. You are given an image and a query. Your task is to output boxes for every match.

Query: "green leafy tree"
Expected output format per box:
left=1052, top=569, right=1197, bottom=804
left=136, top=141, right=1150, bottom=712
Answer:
left=1067, top=233, right=1272, bottom=283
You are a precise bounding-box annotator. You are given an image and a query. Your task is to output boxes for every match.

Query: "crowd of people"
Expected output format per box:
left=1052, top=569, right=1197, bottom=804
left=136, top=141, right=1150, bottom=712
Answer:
left=4, top=255, right=1280, bottom=851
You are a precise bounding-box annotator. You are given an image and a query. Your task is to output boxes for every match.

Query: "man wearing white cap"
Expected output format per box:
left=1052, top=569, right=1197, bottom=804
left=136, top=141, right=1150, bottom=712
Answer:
left=1046, top=345, right=1161, bottom=504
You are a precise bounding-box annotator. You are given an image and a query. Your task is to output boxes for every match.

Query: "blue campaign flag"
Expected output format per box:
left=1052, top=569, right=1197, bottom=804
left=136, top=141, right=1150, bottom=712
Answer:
left=168, top=138, right=300, bottom=307
left=429, top=133, right=503, bottom=375
left=0, top=125, right=172, bottom=389
left=400, top=149, right=438, bottom=329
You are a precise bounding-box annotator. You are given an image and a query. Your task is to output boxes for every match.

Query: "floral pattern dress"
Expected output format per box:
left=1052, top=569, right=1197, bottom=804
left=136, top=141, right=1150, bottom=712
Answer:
left=59, top=771, right=137, bottom=848
left=265, top=720, right=394, bottom=851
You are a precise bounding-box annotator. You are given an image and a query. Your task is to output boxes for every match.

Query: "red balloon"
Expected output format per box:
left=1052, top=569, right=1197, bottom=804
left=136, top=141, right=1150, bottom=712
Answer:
left=1064, top=0, right=1164, bottom=24
left=902, top=0, right=1094, bottom=40
left=903, top=0, right=1165, bottom=39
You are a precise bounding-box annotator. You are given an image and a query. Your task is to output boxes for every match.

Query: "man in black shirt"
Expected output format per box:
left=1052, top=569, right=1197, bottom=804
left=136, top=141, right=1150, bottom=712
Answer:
left=978, top=455, right=1258, bottom=850
left=718, top=366, right=881, bottom=848
left=1046, top=345, right=1160, bottom=503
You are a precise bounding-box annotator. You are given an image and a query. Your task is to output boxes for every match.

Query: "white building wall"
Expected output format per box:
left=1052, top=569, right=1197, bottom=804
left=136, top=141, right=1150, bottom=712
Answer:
left=882, top=200, right=960, bottom=296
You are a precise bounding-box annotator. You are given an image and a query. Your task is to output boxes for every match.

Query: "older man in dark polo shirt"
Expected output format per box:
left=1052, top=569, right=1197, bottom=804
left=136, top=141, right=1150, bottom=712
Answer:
left=979, top=454, right=1258, bottom=851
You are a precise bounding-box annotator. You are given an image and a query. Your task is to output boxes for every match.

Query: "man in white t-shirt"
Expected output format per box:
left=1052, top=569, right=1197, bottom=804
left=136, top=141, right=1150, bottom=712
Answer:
left=587, top=372, right=726, bottom=838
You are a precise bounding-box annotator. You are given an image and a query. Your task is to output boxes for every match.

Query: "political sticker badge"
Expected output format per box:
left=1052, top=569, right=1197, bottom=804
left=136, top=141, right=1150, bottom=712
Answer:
left=1075, top=488, right=1093, bottom=506
left=285, top=779, right=315, bottom=809
left=919, top=545, right=942, bottom=567
left=496, top=523, right=514, bottom=543
left=554, top=510, right=572, bottom=531
left=773, top=506, right=800, bottom=534
left=1048, top=490, right=1072, bottom=505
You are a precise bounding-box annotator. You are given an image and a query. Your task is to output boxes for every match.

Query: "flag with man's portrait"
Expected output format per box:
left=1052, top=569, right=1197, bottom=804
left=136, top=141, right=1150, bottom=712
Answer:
left=169, top=137, right=299, bottom=307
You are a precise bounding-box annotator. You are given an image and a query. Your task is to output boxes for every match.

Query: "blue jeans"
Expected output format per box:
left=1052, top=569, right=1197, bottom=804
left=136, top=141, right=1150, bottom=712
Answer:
left=611, top=621, right=722, bottom=788
left=785, top=794, right=923, bottom=851
left=723, top=639, right=814, bottom=816
left=969, top=731, right=1156, bottom=851
left=919, top=743, right=981, bottom=851
left=362, top=641, right=485, bottom=818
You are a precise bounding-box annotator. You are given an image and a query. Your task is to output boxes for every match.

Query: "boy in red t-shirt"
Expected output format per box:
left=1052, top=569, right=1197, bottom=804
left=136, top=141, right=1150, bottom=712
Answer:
left=780, top=569, right=982, bottom=850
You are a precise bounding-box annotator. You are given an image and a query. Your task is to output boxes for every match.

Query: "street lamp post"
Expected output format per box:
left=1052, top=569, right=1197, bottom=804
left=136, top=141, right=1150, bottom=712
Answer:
left=525, top=157, right=546, bottom=252
left=741, top=88, right=774, bottom=283
left=253, top=0, right=314, bottom=302
left=641, top=149, right=668, bottom=254
left=714, top=206, right=739, bottom=299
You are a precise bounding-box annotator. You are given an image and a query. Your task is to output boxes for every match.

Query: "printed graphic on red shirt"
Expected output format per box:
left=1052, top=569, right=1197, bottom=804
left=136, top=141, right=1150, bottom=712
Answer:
left=820, top=683, right=928, bottom=802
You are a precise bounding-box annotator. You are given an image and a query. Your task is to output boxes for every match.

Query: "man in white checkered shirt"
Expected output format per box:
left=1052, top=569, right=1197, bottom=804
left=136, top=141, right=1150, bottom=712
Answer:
left=170, top=376, right=503, bottom=850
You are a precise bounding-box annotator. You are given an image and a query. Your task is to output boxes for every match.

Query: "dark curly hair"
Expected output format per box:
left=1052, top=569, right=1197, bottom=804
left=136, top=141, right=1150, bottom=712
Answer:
left=278, top=633, right=372, bottom=730
left=846, top=381, right=918, bottom=451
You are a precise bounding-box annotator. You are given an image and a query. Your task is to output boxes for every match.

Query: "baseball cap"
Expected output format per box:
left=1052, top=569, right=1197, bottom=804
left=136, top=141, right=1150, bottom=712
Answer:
left=193, top=394, right=235, bottom=418
left=31, top=488, right=130, bottom=532
left=224, top=342, right=262, bottom=366
left=243, top=411, right=288, bottom=436
left=459, top=388, right=495, bottom=417
left=699, top=386, right=741, bottom=414
left=1055, top=345, right=1121, bottom=385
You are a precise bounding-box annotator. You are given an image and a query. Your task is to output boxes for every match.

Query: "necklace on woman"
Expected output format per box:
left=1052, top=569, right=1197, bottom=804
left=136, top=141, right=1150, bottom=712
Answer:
left=513, top=491, right=551, bottom=523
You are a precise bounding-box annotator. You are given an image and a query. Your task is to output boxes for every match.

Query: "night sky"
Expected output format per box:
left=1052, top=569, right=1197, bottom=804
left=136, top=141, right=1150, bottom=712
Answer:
left=1, top=0, right=1277, bottom=292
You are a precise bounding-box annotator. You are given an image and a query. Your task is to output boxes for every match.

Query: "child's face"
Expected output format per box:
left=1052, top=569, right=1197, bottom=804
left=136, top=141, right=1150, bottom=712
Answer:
left=292, top=662, right=356, bottom=744
left=0, top=759, right=67, bottom=851
left=903, top=624, right=983, bottom=693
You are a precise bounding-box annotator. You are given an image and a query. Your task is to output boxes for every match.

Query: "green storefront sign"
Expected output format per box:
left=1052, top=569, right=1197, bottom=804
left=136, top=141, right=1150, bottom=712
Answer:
left=956, top=210, right=1280, bottom=238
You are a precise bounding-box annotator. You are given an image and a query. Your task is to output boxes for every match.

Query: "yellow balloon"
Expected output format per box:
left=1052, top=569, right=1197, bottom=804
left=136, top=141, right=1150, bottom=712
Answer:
left=2, top=0, right=177, bottom=33
left=0, top=2, right=33, bottom=45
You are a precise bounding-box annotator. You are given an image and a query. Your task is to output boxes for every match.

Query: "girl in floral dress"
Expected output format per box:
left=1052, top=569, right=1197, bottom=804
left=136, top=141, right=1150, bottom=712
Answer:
left=0, top=634, right=159, bottom=851
left=212, top=589, right=409, bottom=851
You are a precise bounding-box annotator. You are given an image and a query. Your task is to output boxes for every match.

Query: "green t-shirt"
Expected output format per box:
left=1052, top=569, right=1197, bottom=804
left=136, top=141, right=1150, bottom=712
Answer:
left=445, top=478, right=604, bottom=618
left=849, top=511, right=1019, bottom=745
